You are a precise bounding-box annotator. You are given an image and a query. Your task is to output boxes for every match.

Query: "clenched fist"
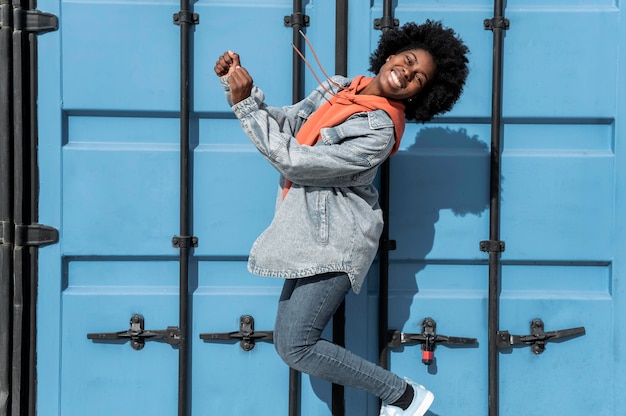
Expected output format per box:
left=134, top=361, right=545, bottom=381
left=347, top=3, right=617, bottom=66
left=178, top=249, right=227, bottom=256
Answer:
left=215, top=51, right=253, bottom=104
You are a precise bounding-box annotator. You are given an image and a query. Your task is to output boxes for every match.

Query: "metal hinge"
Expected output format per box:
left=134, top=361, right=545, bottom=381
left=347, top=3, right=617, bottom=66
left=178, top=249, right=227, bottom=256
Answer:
left=0, top=221, right=59, bottom=247
left=388, top=317, right=478, bottom=366
left=200, top=315, right=274, bottom=351
left=13, top=8, right=59, bottom=34
left=497, top=319, right=585, bottom=354
left=87, top=314, right=181, bottom=351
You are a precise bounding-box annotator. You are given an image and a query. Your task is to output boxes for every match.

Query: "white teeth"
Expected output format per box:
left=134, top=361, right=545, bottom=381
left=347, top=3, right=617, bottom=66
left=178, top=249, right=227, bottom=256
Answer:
left=390, top=70, right=402, bottom=88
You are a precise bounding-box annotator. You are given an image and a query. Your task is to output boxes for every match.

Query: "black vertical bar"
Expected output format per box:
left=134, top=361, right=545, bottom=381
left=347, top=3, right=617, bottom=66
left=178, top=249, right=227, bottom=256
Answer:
left=288, top=2, right=304, bottom=413
left=331, top=1, right=347, bottom=415
left=0, top=0, right=14, bottom=412
left=11, top=0, right=28, bottom=412
left=177, top=1, right=192, bottom=415
left=377, top=0, right=394, bottom=374
left=288, top=2, right=305, bottom=415
left=487, top=1, right=506, bottom=415
left=26, top=2, right=39, bottom=412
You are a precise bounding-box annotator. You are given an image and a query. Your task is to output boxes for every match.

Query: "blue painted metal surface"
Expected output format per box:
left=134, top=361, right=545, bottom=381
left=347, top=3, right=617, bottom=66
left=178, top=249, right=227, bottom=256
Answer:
left=35, top=0, right=626, bottom=415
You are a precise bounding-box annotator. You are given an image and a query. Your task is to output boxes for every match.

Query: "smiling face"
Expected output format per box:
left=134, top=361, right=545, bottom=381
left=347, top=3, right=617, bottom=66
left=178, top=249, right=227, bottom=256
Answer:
left=365, top=48, right=436, bottom=101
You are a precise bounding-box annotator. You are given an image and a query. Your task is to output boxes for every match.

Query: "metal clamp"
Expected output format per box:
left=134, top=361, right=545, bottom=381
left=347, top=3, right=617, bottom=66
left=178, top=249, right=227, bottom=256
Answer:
left=374, top=16, right=399, bottom=31
left=497, top=319, right=586, bottom=354
left=480, top=240, right=505, bottom=253
left=172, top=235, right=198, bottom=249
left=284, top=12, right=310, bottom=28
left=484, top=17, right=510, bottom=31
left=199, top=315, right=273, bottom=351
left=173, top=11, right=199, bottom=25
left=388, top=317, right=478, bottom=365
left=87, top=314, right=181, bottom=351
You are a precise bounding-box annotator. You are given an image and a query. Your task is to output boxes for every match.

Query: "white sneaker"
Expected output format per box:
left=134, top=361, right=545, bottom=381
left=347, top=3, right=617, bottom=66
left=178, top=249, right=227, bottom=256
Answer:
left=379, top=378, right=434, bottom=416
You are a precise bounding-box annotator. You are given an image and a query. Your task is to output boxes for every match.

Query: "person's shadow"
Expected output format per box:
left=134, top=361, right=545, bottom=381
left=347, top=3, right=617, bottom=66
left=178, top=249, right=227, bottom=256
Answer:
left=388, top=125, right=490, bottom=319
left=310, top=126, right=490, bottom=415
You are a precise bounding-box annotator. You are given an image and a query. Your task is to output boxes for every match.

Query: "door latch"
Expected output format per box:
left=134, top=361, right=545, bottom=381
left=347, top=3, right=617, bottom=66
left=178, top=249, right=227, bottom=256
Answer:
left=497, top=318, right=585, bottom=354
left=388, top=317, right=478, bottom=365
left=87, top=314, right=180, bottom=350
left=199, top=315, right=273, bottom=351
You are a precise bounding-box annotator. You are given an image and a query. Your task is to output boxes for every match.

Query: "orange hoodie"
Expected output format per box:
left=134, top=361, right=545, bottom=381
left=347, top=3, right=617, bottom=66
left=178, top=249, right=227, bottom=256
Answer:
left=283, top=76, right=406, bottom=199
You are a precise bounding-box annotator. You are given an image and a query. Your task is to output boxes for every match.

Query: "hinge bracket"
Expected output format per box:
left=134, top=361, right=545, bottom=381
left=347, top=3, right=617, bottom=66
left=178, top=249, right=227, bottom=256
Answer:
left=13, top=8, right=59, bottom=34
left=1, top=221, right=59, bottom=247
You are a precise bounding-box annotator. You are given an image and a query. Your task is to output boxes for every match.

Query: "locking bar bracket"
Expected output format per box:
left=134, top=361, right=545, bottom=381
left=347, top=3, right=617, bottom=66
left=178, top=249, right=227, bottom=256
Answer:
left=480, top=240, right=505, bottom=253
left=388, top=317, right=478, bottom=365
left=496, top=318, right=586, bottom=354
left=172, top=235, right=198, bottom=249
left=374, top=16, right=399, bottom=31
left=87, top=314, right=181, bottom=351
left=199, top=315, right=273, bottom=351
left=283, top=12, right=310, bottom=28
left=173, top=11, right=199, bottom=25
left=484, top=17, right=510, bottom=31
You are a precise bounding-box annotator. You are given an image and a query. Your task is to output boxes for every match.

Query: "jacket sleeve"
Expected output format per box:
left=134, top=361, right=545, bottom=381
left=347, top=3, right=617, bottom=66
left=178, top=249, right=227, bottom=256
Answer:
left=228, top=80, right=396, bottom=185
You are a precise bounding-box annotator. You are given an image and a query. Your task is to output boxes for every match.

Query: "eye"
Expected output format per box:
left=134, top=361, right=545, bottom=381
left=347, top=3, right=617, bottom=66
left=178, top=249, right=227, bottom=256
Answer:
left=406, top=55, right=412, bottom=65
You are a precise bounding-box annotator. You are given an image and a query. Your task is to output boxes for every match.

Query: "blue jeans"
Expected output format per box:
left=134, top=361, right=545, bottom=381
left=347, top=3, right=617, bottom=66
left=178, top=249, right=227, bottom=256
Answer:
left=273, top=272, right=406, bottom=404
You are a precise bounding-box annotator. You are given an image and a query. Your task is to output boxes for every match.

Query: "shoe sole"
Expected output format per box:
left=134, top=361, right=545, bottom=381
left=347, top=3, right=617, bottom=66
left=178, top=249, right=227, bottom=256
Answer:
left=413, top=391, right=434, bottom=416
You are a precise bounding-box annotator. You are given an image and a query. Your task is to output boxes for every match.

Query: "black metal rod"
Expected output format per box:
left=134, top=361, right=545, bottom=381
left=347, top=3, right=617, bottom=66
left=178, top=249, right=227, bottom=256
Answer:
left=177, top=0, right=193, bottom=414
left=377, top=0, right=394, bottom=374
left=12, top=3, right=29, bottom=412
left=288, top=1, right=305, bottom=414
left=331, top=1, right=348, bottom=415
left=0, top=0, right=14, bottom=410
left=487, top=1, right=506, bottom=415
left=27, top=5, right=39, bottom=411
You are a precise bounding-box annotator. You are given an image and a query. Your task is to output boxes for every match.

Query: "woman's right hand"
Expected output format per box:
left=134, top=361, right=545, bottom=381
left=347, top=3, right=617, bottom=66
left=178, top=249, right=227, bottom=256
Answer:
left=215, top=51, right=253, bottom=104
left=214, top=50, right=240, bottom=77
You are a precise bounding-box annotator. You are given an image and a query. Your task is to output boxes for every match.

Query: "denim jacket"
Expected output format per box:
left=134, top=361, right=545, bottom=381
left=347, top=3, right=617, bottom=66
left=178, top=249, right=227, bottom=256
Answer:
left=221, top=76, right=398, bottom=293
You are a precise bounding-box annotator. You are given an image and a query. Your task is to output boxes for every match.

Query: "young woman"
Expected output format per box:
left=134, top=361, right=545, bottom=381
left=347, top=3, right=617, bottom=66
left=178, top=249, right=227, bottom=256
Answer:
left=215, top=20, right=469, bottom=416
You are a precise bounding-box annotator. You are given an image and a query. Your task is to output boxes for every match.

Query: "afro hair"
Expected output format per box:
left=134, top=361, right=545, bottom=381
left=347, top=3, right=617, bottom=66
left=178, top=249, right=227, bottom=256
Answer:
left=369, top=20, right=470, bottom=122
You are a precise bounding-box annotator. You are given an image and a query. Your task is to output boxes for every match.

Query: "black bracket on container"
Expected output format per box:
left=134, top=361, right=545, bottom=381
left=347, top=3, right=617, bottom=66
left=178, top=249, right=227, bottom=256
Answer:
left=172, top=235, right=198, bottom=249
left=87, top=314, right=181, bottom=351
left=374, top=16, right=399, bottom=31
left=379, top=237, right=397, bottom=252
left=0, top=221, right=59, bottom=248
left=480, top=240, right=505, bottom=253
left=388, top=317, right=478, bottom=365
left=284, top=12, right=310, bottom=28
left=199, top=315, right=274, bottom=352
left=497, top=318, right=586, bottom=354
left=8, top=7, right=59, bottom=34
left=173, top=11, right=199, bottom=25
left=484, top=17, right=510, bottom=31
